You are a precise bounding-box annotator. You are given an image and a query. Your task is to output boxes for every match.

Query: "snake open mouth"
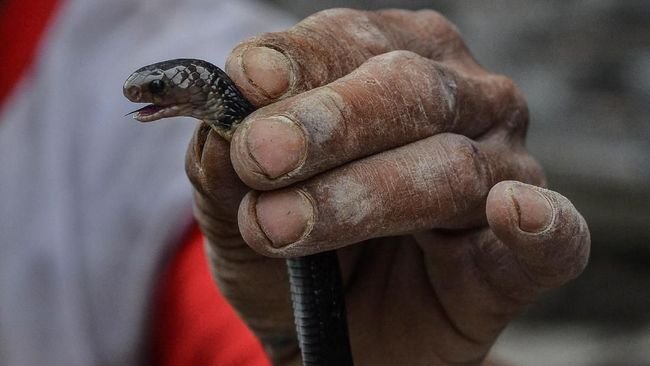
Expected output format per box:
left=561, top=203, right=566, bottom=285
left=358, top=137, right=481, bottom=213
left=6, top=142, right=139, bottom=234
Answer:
left=126, top=104, right=173, bottom=122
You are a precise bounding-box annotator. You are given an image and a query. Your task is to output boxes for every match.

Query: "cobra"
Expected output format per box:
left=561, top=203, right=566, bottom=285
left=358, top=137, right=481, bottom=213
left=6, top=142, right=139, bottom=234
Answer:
left=124, top=59, right=354, bottom=366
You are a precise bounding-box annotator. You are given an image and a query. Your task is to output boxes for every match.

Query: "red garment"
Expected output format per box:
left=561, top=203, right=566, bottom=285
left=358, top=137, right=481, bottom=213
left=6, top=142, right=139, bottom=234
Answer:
left=2, top=1, right=270, bottom=363
left=0, top=0, right=59, bottom=106
left=151, top=225, right=270, bottom=366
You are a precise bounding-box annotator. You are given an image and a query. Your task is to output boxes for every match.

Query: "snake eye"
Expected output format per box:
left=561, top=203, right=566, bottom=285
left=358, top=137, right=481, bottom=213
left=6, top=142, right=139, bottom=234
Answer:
left=148, top=79, right=165, bottom=94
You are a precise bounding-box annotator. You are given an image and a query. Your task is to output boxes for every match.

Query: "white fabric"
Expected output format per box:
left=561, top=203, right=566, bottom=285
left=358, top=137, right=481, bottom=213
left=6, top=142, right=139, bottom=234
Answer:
left=0, top=1, right=293, bottom=364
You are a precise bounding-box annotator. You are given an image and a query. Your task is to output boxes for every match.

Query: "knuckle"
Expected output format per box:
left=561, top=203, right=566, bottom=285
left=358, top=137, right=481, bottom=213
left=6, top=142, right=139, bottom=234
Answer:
left=297, top=8, right=377, bottom=44
left=371, top=49, right=422, bottom=64
left=363, top=50, right=425, bottom=77
left=288, top=8, right=392, bottom=87
left=414, top=10, right=465, bottom=59
left=493, top=75, right=530, bottom=135
left=304, top=7, right=364, bottom=22
left=383, top=8, right=460, bottom=39
left=316, top=87, right=348, bottom=129
left=376, top=9, right=468, bottom=62
left=438, top=135, right=489, bottom=210
left=452, top=137, right=488, bottom=190
left=362, top=53, right=457, bottom=131
left=430, top=64, right=458, bottom=128
left=414, top=9, right=455, bottom=31
left=517, top=154, right=547, bottom=187
left=414, top=8, right=446, bottom=21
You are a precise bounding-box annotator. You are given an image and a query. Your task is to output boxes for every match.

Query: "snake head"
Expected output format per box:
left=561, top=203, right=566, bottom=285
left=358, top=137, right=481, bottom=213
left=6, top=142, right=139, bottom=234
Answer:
left=123, top=59, right=253, bottom=130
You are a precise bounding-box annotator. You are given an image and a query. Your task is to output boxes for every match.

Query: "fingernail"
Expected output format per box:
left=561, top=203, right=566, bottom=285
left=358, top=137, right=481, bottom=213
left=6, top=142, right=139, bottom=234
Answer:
left=255, top=190, right=314, bottom=248
left=510, top=184, right=553, bottom=233
left=246, top=117, right=306, bottom=179
left=242, top=47, right=291, bottom=98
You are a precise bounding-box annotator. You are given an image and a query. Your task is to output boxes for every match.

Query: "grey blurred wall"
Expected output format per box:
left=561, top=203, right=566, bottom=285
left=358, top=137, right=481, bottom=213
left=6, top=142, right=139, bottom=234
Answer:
left=267, top=0, right=650, bottom=333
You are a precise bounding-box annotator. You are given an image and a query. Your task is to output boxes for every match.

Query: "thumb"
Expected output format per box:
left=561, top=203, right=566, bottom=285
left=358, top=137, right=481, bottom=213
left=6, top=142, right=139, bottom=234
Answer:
left=486, top=181, right=590, bottom=288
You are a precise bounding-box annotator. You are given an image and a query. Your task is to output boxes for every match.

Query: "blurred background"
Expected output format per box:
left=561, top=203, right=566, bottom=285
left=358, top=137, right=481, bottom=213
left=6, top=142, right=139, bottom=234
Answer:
left=268, top=0, right=650, bottom=364
left=0, top=0, right=650, bottom=365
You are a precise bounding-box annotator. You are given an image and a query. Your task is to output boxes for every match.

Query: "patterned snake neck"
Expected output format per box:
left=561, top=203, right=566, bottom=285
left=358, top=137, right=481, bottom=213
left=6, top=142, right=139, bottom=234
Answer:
left=123, top=59, right=254, bottom=140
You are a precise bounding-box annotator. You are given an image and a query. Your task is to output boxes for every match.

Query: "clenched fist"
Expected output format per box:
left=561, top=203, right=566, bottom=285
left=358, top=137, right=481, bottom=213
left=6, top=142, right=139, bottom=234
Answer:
left=185, top=9, right=590, bottom=366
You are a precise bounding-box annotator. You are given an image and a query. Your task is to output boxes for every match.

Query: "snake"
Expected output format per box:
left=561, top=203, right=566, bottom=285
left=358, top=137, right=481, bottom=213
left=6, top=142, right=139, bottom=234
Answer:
left=123, top=59, right=354, bottom=366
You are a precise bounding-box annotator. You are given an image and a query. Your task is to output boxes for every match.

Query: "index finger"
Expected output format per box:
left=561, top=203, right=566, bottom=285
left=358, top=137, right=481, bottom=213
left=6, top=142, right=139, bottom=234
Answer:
left=225, top=9, right=482, bottom=106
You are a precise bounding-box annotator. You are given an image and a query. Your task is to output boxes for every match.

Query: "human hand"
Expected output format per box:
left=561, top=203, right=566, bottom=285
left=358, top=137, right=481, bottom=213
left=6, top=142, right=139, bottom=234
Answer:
left=185, top=9, right=590, bottom=365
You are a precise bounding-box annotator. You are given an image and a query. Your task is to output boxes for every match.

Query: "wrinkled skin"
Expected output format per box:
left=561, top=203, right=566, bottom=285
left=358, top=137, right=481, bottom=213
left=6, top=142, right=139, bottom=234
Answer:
left=185, top=9, right=591, bottom=366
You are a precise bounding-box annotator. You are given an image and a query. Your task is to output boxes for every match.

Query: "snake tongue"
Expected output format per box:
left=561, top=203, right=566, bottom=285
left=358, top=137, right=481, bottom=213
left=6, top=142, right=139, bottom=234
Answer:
left=125, top=104, right=165, bottom=121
